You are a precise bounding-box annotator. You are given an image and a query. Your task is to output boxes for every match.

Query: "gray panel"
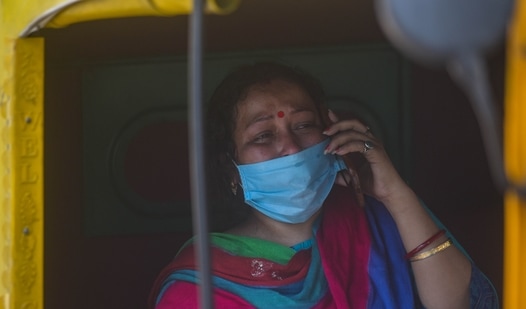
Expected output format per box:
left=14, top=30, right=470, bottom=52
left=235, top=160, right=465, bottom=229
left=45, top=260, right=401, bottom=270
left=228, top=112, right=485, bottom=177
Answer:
left=82, top=45, right=410, bottom=236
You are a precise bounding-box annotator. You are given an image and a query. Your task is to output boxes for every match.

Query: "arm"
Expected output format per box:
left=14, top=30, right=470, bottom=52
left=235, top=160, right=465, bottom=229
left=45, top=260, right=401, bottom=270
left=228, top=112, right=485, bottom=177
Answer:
left=323, top=111, right=471, bottom=309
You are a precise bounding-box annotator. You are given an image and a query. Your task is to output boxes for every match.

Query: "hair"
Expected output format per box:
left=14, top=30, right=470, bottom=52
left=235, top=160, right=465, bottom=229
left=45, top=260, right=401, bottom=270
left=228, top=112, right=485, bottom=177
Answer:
left=205, top=62, right=328, bottom=230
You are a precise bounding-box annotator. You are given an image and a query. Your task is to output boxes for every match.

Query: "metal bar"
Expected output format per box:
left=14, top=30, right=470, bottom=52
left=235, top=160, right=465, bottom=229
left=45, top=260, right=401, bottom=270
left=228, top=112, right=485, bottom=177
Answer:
left=2, top=37, right=45, bottom=309
left=188, top=0, right=214, bottom=308
left=503, top=1, right=526, bottom=307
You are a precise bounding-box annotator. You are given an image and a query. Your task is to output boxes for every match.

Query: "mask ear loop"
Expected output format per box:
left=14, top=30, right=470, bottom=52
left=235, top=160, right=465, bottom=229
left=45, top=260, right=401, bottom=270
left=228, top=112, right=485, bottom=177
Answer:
left=336, top=159, right=352, bottom=188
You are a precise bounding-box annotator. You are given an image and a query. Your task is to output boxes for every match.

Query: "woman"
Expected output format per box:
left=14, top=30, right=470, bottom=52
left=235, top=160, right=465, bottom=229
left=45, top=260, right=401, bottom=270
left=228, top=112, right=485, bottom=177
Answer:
left=149, top=62, right=497, bottom=308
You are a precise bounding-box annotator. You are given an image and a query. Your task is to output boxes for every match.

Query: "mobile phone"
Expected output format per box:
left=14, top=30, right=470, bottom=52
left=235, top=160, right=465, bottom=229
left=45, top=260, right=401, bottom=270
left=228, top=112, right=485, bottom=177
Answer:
left=320, top=105, right=366, bottom=207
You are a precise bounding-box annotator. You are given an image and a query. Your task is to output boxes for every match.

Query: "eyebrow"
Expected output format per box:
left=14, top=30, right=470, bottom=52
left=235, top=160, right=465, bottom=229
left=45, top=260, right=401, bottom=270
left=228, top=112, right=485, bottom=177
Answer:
left=244, top=113, right=272, bottom=130
left=243, top=108, right=315, bottom=130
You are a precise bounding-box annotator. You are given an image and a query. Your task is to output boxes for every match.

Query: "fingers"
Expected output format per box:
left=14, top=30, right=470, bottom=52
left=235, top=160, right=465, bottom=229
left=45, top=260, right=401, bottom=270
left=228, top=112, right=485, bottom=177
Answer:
left=327, top=109, right=339, bottom=123
left=322, top=110, right=380, bottom=156
left=324, top=132, right=380, bottom=156
left=322, top=111, right=404, bottom=201
left=323, top=116, right=370, bottom=136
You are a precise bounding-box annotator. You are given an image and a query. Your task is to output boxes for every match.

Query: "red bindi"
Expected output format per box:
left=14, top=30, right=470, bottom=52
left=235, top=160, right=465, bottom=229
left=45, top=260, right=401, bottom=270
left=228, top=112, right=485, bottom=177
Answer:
left=277, top=111, right=285, bottom=118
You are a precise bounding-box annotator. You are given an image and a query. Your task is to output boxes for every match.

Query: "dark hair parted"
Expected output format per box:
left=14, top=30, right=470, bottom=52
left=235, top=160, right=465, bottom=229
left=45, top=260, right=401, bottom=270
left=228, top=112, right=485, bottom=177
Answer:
left=205, top=62, right=328, bottom=229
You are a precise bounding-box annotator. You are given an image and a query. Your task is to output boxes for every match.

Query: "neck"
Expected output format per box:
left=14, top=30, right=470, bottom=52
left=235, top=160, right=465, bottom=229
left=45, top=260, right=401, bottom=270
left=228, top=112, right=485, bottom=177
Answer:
left=227, top=208, right=321, bottom=247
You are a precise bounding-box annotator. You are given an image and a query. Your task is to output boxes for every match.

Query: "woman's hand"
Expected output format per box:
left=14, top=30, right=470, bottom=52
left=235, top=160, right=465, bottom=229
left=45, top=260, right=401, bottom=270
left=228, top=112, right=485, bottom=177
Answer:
left=322, top=110, right=410, bottom=204
left=324, top=110, right=472, bottom=309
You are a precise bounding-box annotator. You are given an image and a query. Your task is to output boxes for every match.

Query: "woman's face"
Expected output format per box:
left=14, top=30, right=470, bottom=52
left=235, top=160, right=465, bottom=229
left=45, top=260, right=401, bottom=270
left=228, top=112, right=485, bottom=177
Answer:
left=233, top=79, right=326, bottom=164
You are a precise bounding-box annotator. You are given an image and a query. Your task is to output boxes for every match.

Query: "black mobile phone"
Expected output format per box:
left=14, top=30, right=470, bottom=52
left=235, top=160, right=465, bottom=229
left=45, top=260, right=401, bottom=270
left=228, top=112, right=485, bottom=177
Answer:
left=319, top=106, right=366, bottom=207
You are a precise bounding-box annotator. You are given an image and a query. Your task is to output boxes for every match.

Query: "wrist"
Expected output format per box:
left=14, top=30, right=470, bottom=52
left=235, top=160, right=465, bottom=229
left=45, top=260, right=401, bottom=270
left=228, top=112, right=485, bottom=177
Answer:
left=379, top=183, right=420, bottom=215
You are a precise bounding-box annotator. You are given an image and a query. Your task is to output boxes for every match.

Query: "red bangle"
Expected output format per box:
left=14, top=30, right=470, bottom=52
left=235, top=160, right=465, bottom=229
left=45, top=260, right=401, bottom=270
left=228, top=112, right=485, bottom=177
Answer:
left=405, top=229, right=446, bottom=260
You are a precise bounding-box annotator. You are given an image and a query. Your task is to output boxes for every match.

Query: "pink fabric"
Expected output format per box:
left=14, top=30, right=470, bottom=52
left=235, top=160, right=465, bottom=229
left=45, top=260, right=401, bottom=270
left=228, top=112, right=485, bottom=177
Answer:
left=150, top=186, right=371, bottom=309
left=316, top=185, right=371, bottom=308
left=148, top=246, right=312, bottom=308
left=164, top=245, right=311, bottom=286
left=155, top=281, right=254, bottom=309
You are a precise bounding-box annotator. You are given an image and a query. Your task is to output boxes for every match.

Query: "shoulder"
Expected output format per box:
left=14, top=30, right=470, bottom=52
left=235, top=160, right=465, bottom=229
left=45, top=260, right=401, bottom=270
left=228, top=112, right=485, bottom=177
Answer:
left=155, top=281, right=199, bottom=309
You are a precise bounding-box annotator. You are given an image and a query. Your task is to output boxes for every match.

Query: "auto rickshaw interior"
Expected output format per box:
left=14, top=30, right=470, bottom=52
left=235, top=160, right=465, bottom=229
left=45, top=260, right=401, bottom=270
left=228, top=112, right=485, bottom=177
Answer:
left=36, top=0, right=505, bottom=307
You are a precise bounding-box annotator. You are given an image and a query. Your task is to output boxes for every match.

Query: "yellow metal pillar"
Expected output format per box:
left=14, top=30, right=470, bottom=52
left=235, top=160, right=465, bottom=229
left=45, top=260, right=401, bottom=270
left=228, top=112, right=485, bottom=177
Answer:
left=504, top=1, right=526, bottom=307
left=0, top=38, right=44, bottom=309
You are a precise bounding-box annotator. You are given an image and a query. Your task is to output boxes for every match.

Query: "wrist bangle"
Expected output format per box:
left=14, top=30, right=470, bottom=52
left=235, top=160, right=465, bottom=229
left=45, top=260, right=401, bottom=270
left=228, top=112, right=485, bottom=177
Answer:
left=405, top=229, right=446, bottom=260
left=409, top=238, right=453, bottom=262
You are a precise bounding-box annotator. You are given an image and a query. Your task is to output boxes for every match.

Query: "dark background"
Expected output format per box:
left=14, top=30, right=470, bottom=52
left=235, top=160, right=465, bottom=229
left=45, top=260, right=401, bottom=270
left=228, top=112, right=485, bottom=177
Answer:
left=39, top=0, right=504, bottom=308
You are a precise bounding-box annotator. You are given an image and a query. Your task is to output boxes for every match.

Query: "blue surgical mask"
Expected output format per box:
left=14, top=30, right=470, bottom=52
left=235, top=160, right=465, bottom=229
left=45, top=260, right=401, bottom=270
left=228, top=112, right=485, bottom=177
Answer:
left=234, top=139, right=346, bottom=224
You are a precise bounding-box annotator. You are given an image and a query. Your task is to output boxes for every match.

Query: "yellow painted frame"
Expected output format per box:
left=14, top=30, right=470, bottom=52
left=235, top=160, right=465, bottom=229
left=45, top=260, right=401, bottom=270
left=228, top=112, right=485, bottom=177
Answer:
left=0, top=37, right=45, bottom=309
left=1, top=0, right=524, bottom=308
left=504, top=0, right=526, bottom=307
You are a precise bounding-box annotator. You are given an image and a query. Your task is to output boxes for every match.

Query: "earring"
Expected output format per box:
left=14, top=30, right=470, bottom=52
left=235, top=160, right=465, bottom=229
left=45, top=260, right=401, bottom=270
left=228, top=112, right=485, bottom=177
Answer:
left=230, top=182, right=238, bottom=196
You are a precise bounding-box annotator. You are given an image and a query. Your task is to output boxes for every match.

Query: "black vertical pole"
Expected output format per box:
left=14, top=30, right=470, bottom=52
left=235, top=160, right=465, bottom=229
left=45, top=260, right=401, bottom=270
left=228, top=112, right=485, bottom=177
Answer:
left=188, top=0, right=213, bottom=308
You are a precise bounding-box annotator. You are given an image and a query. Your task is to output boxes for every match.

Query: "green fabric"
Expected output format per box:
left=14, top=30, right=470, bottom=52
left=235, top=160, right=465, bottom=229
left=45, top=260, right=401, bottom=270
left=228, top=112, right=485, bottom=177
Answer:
left=209, top=233, right=297, bottom=264
left=177, top=232, right=297, bottom=265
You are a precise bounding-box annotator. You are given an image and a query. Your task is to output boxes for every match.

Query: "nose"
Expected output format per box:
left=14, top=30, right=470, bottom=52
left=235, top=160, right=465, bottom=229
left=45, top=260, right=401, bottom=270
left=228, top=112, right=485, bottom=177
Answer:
left=278, top=131, right=302, bottom=156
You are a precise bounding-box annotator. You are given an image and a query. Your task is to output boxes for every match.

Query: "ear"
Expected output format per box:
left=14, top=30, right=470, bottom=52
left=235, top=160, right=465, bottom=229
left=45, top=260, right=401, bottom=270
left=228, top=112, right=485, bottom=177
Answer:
left=228, top=164, right=240, bottom=185
left=226, top=158, right=241, bottom=195
left=230, top=175, right=242, bottom=196
left=230, top=181, right=238, bottom=196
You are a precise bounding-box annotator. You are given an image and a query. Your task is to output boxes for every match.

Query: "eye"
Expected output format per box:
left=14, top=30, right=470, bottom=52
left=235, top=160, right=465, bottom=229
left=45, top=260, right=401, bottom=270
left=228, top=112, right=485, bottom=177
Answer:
left=253, top=131, right=274, bottom=143
left=297, top=123, right=312, bottom=129
left=295, top=121, right=317, bottom=131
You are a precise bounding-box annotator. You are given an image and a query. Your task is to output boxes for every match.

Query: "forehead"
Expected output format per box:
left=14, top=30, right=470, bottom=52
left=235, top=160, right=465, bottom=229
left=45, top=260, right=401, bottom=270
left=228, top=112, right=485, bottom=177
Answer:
left=238, top=79, right=317, bottom=112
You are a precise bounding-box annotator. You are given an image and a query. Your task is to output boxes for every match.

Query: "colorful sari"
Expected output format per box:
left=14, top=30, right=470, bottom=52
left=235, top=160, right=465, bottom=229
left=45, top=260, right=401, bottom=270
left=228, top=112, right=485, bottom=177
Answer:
left=149, top=185, right=498, bottom=308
